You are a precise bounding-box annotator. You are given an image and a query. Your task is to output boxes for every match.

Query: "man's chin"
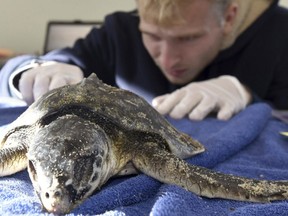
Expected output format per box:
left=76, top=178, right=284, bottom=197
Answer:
left=165, top=74, right=190, bottom=85
left=163, top=69, right=200, bottom=85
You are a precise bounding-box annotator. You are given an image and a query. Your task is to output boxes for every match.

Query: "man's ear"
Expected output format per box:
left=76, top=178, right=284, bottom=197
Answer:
left=222, top=2, right=238, bottom=35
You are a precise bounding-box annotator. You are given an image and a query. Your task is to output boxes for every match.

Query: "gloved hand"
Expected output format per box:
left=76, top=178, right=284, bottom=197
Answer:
left=152, top=75, right=251, bottom=120
left=19, top=62, right=84, bottom=105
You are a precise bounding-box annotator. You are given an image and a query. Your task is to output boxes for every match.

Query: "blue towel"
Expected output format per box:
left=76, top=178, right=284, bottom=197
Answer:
left=0, top=103, right=288, bottom=216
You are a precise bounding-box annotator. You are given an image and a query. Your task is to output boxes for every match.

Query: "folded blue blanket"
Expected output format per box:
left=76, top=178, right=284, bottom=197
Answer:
left=0, top=103, right=288, bottom=215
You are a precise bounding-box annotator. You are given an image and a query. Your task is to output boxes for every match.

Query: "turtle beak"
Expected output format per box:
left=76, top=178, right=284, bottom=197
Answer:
left=28, top=160, right=76, bottom=214
left=40, top=187, right=72, bottom=214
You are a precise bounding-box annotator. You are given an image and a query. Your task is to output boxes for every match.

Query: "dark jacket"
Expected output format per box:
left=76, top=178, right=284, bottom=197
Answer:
left=38, top=1, right=288, bottom=108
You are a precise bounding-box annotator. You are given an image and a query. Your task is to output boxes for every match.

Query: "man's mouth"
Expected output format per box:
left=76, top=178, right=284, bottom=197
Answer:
left=167, top=69, right=186, bottom=78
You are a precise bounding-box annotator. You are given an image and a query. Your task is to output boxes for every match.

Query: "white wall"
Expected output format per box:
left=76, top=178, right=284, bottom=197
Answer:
left=1, top=0, right=287, bottom=54
left=0, top=0, right=135, bottom=54
left=280, top=0, right=288, bottom=7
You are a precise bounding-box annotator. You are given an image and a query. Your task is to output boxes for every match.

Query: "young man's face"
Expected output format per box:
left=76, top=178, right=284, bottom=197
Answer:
left=139, top=0, right=234, bottom=85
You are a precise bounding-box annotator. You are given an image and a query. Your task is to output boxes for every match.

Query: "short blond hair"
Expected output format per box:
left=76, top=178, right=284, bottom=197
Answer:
left=137, top=0, right=232, bottom=26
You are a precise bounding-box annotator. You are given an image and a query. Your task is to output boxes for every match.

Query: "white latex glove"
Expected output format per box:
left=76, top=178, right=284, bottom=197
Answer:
left=19, top=62, right=84, bottom=105
left=152, top=75, right=251, bottom=120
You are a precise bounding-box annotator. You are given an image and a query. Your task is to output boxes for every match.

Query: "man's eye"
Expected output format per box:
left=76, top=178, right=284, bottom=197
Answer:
left=179, top=36, right=195, bottom=42
left=145, top=33, right=161, bottom=41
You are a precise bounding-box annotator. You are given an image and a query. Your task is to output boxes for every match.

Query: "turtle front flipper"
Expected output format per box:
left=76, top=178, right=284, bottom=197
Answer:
left=0, top=144, right=28, bottom=176
left=0, top=126, right=32, bottom=176
left=131, top=142, right=288, bottom=202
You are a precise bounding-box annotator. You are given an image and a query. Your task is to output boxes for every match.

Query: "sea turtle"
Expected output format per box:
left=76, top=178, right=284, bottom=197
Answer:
left=0, top=73, right=288, bottom=214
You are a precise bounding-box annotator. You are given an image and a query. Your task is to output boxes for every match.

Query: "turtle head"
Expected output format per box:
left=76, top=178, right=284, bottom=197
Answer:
left=27, top=114, right=112, bottom=214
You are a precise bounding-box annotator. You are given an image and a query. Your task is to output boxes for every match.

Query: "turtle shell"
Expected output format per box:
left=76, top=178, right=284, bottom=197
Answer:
left=1, top=73, right=204, bottom=158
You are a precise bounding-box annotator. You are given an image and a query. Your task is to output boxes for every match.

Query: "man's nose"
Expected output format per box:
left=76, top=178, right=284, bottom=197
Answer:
left=158, top=42, right=180, bottom=70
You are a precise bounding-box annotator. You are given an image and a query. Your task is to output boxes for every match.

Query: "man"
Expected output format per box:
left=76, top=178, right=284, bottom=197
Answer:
left=1, top=0, right=287, bottom=120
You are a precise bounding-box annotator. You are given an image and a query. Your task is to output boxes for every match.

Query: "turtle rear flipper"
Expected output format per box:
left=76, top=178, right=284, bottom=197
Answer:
left=132, top=142, right=288, bottom=202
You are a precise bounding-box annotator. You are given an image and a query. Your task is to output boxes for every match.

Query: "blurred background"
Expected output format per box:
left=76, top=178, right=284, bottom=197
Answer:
left=0, top=0, right=287, bottom=57
left=0, top=0, right=135, bottom=57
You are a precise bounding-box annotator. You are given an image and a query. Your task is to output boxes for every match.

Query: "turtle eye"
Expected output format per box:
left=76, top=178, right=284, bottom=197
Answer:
left=28, top=160, right=38, bottom=182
